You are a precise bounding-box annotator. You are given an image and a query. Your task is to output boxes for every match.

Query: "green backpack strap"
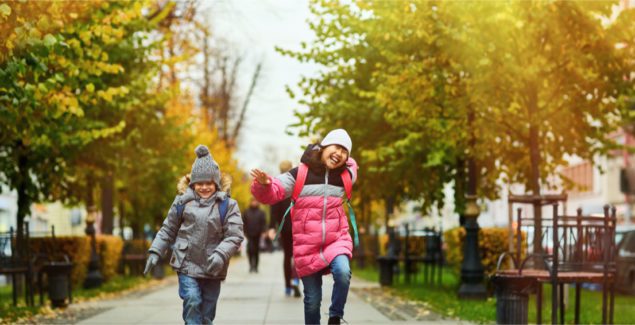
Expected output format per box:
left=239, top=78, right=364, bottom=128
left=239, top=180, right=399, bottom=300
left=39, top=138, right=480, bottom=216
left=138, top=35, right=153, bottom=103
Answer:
left=341, top=169, right=359, bottom=248
left=273, top=163, right=308, bottom=243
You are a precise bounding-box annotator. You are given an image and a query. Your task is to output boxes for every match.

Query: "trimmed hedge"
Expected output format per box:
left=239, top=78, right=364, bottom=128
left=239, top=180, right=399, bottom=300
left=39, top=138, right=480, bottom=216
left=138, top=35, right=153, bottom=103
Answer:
left=96, top=235, right=124, bottom=281
left=30, top=235, right=128, bottom=287
left=443, top=227, right=526, bottom=276
left=30, top=236, right=91, bottom=287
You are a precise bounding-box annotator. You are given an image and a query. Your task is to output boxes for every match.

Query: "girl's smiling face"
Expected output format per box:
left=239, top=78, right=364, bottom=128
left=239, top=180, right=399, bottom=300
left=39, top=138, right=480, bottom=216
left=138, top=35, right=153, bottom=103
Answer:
left=320, top=144, right=349, bottom=170
left=193, top=181, right=216, bottom=199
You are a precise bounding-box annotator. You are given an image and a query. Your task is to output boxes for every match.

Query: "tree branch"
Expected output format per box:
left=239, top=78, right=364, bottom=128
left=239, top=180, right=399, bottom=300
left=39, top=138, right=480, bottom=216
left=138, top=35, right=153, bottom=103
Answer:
left=231, top=62, right=262, bottom=146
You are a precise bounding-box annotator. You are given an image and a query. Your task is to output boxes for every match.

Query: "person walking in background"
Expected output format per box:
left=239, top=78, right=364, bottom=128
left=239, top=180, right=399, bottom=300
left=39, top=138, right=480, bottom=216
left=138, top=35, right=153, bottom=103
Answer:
left=270, top=160, right=302, bottom=297
left=144, top=145, right=244, bottom=324
left=251, top=129, right=358, bottom=325
left=243, top=197, right=267, bottom=273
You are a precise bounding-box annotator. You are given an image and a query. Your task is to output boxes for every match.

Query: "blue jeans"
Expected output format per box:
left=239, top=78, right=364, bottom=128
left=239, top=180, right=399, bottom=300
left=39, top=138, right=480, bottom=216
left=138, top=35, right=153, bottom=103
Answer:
left=178, top=273, right=221, bottom=325
left=301, top=255, right=351, bottom=324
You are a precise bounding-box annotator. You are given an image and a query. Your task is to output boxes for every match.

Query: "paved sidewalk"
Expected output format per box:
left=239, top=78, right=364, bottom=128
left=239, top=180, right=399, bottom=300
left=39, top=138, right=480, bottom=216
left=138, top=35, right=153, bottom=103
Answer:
left=75, top=251, right=459, bottom=324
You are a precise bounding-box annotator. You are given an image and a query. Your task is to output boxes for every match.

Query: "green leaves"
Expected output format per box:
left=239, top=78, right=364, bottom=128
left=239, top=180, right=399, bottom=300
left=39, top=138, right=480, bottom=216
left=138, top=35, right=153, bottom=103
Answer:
left=0, top=4, right=11, bottom=19
left=282, top=0, right=634, bottom=221
left=43, top=34, right=57, bottom=47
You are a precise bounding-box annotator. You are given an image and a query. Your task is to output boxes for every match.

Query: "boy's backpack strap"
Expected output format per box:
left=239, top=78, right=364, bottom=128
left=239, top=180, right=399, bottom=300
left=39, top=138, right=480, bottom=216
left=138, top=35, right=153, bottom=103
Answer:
left=274, top=163, right=308, bottom=243
left=218, top=197, right=229, bottom=225
left=175, top=196, right=194, bottom=220
left=176, top=204, right=186, bottom=220
left=175, top=197, right=230, bottom=224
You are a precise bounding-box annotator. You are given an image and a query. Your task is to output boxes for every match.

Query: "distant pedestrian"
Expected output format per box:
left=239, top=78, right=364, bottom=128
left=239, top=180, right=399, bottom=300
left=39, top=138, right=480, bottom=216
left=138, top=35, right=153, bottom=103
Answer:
left=251, top=129, right=359, bottom=325
left=144, top=145, right=244, bottom=324
left=243, top=197, right=267, bottom=273
left=269, top=160, right=301, bottom=297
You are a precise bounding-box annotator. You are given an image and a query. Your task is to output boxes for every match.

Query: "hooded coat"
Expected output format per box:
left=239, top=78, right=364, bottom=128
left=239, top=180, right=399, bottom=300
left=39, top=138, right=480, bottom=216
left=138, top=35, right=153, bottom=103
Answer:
left=251, top=145, right=358, bottom=277
left=149, top=175, right=244, bottom=280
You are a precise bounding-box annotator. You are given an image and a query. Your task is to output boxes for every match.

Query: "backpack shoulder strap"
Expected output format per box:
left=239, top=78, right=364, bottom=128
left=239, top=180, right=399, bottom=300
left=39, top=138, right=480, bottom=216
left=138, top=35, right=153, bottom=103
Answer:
left=175, top=196, right=194, bottom=220
left=292, top=163, right=309, bottom=201
left=176, top=204, right=185, bottom=219
left=341, top=169, right=353, bottom=200
left=340, top=169, right=359, bottom=248
left=218, top=197, right=229, bottom=225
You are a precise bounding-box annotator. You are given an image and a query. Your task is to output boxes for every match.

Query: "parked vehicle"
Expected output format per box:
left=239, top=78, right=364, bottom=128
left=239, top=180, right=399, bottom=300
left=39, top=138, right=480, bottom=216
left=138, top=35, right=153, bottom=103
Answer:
left=616, top=230, right=635, bottom=295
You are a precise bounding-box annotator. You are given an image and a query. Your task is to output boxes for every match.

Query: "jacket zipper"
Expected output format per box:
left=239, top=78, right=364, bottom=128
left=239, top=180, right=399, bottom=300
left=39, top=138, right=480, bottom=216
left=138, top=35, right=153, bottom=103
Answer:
left=319, top=169, right=329, bottom=265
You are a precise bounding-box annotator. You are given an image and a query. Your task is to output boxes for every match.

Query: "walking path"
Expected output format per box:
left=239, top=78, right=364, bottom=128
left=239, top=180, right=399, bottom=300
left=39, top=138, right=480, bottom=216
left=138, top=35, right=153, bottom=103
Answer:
left=67, top=251, right=462, bottom=324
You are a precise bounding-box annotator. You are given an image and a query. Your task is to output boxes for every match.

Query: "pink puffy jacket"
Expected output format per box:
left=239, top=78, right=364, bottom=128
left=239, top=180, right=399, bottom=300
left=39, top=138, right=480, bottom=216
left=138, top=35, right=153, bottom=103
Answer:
left=251, top=148, right=358, bottom=278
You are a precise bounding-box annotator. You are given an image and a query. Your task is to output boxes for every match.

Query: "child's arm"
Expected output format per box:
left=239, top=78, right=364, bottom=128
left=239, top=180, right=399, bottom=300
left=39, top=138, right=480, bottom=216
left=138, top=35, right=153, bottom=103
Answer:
left=213, top=200, right=244, bottom=263
left=250, top=168, right=294, bottom=204
left=148, top=196, right=181, bottom=258
left=346, top=157, right=359, bottom=184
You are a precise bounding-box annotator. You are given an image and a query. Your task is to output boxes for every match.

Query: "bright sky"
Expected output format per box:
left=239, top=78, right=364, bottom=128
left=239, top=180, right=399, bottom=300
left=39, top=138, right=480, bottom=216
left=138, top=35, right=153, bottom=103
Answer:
left=206, top=0, right=319, bottom=174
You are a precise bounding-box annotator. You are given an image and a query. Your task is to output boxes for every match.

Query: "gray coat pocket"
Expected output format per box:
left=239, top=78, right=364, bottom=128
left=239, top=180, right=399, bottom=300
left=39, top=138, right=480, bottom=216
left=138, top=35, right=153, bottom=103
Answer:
left=170, top=240, right=189, bottom=269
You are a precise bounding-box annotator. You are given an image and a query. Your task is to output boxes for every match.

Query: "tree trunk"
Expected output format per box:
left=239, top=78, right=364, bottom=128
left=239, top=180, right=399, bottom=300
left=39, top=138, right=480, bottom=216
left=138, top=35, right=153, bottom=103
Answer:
left=86, top=174, right=95, bottom=209
left=100, top=172, right=114, bottom=234
left=384, top=196, right=394, bottom=230
left=16, top=151, right=30, bottom=259
left=118, top=198, right=126, bottom=240
left=527, top=86, right=543, bottom=257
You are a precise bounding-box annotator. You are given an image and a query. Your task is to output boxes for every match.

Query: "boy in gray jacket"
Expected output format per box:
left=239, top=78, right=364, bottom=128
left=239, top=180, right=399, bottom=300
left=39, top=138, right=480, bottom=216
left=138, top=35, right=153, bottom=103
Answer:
left=144, top=145, right=244, bottom=324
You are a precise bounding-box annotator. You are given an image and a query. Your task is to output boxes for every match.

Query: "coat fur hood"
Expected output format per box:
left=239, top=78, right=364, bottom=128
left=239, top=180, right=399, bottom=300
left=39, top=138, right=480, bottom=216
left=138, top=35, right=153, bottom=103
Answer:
left=177, top=173, right=233, bottom=195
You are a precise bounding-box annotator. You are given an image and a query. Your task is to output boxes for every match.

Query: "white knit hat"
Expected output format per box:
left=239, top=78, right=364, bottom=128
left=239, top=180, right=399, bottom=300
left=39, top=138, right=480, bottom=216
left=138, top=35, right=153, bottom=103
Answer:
left=320, top=129, right=352, bottom=153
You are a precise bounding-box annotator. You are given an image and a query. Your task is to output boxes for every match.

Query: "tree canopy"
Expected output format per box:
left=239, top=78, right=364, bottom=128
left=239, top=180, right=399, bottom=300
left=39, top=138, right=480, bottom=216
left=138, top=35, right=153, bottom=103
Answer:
left=281, top=0, right=635, bottom=223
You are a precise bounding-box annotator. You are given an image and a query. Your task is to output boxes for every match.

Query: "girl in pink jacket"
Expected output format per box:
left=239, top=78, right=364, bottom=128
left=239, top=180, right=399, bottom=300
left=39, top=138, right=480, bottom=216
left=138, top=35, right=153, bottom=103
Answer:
left=250, top=129, right=358, bottom=325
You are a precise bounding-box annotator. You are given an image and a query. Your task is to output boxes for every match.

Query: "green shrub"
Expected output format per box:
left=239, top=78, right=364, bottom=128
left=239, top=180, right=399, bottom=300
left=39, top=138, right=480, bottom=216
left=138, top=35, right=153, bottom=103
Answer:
left=96, top=235, right=124, bottom=281
left=443, top=227, right=526, bottom=276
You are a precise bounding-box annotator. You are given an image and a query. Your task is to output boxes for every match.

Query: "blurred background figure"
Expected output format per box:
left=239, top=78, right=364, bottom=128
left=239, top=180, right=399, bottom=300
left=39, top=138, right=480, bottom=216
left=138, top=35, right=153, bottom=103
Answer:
left=243, top=197, right=267, bottom=273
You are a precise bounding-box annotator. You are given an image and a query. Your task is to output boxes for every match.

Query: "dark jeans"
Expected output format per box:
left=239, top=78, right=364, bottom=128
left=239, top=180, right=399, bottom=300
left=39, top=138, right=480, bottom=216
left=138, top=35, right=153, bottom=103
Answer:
left=247, top=235, right=260, bottom=271
left=178, top=273, right=221, bottom=324
left=301, top=255, right=351, bottom=324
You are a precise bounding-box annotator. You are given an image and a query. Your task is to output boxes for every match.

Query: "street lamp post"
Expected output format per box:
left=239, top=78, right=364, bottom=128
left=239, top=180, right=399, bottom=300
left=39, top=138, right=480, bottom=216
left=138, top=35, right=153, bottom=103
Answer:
left=84, top=206, right=103, bottom=289
left=458, top=195, right=487, bottom=299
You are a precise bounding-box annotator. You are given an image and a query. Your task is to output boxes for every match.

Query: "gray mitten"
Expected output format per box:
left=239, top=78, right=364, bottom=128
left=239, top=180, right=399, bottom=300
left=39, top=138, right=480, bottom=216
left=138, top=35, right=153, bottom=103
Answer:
left=143, top=253, right=159, bottom=276
left=207, top=253, right=225, bottom=276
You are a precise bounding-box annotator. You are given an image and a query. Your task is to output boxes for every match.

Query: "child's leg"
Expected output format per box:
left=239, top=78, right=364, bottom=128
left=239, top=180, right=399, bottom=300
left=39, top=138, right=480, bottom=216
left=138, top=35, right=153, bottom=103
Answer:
left=178, top=273, right=204, bottom=325
left=301, top=272, right=323, bottom=324
left=329, top=255, right=351, bottom=319
left=200, top=279, right=222, bottom=324
left=282, top=240, right=292, bottom=288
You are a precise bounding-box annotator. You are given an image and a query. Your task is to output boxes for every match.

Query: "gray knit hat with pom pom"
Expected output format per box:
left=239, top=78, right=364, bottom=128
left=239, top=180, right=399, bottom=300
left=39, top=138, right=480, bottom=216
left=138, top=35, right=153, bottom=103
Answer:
left=189, top=145, right=221, bottom=187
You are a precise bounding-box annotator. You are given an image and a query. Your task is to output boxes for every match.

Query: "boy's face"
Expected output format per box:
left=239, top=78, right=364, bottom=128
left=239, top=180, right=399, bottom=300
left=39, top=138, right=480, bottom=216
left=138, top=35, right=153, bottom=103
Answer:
left=321, top=144, right=349, bottom=170
left=194, top=181, right=216, bottom=199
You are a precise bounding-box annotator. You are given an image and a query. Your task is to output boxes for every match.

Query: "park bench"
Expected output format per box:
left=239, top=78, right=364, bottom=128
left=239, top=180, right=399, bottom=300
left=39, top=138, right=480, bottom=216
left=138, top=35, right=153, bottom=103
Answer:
left=376, top=224, right=444, bottom=286
left=0, top=225, right=33, bottom=306
left=401, top=225, right=443, bottom=285
left=121, top=239, right=149, bottom=276
left=0, top=223, right=72, bottom=307
left=494, top=201, right=617, bottom=324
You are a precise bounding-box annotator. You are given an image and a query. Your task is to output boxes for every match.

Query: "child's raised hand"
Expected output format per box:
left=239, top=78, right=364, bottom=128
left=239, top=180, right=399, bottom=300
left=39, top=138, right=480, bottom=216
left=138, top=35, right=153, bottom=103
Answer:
left=250, top=168, right=271, bottom=185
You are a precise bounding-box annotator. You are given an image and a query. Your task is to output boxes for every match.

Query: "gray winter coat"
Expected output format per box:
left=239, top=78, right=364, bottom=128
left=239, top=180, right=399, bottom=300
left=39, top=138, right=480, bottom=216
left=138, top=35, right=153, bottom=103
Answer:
left=149, top=187, right=244, bottom=279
